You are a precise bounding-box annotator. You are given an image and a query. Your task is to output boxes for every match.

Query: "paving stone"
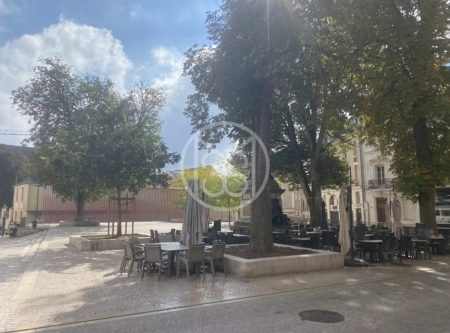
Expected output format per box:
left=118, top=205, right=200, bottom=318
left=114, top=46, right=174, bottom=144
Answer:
left=1, top=222, right=449, bottom=332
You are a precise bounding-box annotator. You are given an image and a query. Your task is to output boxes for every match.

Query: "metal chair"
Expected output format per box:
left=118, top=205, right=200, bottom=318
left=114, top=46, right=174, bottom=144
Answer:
left=204, top=242, right=226, bottom=276
left=124, top=241, right=144, bottom=277
left=176, top=244, right=205, bottom=279
left=120, top=242, right=131, bottom=275
left=142, top=244, right=168, bottom=281
left=159, top=233, right=174, bottom=242
left=399, top=236, right=415, bottom=261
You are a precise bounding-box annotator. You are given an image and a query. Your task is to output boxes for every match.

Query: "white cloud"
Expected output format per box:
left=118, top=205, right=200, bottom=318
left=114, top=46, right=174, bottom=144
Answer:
left=0, top=19, right=132, bottom=145
left=150, top=46, right=185, bottom=94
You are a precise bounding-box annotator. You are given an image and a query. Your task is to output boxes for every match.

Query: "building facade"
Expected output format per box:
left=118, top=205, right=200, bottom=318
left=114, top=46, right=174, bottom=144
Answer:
left=279, top=139, right=421, bottom=227
left=12, top=181, right=43, bottom=225
left=346, top=139, right=420, bottom=227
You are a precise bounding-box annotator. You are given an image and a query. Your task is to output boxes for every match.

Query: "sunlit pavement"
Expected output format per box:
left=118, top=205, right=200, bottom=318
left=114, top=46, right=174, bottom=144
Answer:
left=1, top=224, right=449, bottom=333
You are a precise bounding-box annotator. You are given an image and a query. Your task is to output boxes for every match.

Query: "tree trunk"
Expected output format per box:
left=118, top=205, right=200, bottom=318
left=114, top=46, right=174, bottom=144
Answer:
left=419, top=191, right=436, bottom=230
left=250, top=82, right=273, bottom=253
left=75, top=190, right=86, bottom=222
left=308, top=180, right=323, bottom=228
left=116, top=189, right=122, bottom=237
left=413, top=115, right=436, bottom=230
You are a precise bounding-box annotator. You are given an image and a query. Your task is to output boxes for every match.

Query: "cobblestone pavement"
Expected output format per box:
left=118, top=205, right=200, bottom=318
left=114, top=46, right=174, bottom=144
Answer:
left=1, top=223, right=450, bottom=332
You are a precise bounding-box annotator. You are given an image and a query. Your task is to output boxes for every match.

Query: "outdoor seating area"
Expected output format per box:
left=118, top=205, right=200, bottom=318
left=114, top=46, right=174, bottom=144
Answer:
left=353, top=223, right=447, bottom=263
left=120, top=230, right=226, bottom=280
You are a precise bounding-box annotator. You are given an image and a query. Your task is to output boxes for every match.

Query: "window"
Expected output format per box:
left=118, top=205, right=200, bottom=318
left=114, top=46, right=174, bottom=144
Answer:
left=353, top=165, right=358, bottom=181
left=442, top=210, right=450, bottom=217
left=21, top=187, right=24, bottom=202
left=356, top=192, right=361, bottom=205
left=376, top=166, right=385, bottom=185
left=329, top=195, right=335, bottom=206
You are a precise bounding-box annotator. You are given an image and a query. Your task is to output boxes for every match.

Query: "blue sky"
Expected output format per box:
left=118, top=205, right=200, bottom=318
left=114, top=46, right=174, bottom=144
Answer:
left=0, top=0, right=232, bottom=170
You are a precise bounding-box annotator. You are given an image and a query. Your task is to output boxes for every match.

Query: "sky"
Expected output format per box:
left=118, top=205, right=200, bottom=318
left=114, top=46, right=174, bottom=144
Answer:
left=0, top=0, right=235, bottom=170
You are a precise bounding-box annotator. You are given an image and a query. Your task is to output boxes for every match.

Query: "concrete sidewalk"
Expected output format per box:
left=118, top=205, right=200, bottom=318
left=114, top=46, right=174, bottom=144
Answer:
left=1, top=223, right=449, bottom=332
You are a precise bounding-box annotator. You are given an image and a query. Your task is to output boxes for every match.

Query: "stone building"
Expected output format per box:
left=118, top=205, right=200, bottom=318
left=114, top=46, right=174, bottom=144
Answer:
left=346, top=138, right=420, bottom=227
left=279, top=139, right=423, bottom=227
left=12, top=181, right=43, bottom=226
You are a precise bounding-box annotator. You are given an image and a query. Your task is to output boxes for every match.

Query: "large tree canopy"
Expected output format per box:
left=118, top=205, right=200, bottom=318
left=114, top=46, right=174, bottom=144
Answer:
left=184, top=0, right=354, bottom=232
left=96, top=84, right=179, bottom=235
left=343, top=0, right=450, bottom=229
left=13, top=59, right=178, bottom=231
left=12, top=59, right=112, bottom=220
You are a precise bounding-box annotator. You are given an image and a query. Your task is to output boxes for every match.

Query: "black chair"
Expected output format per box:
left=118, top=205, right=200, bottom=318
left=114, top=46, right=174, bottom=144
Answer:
left=399, top=236, right=415, bottom=261
left=354, top=226, right=366, bottom=241
left=381, top=236, right=399, bottom=263
left=322, top=231, right=339, bottom=252
left=307, top=233, right=321, bottom=249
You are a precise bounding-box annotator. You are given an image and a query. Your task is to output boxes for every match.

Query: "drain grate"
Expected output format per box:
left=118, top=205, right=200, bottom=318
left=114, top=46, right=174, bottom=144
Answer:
left=299, top=310, right=345, bottom=323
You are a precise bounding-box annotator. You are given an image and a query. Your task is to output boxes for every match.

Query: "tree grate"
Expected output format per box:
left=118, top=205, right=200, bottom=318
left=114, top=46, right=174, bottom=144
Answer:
left=299, top=310, right=345, bottom=323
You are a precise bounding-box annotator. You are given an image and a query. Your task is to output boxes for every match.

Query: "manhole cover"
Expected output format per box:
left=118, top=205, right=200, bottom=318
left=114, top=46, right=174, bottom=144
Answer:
left=299, top=310, right=345, bottom=323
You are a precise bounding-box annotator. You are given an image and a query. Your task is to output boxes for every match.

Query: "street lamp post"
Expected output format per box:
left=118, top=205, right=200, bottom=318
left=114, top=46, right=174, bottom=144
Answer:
left=347, top=167, right=355, bottom=257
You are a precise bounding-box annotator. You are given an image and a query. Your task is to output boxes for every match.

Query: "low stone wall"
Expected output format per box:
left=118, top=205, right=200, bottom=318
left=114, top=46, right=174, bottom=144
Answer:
left=224, top=244, right=343, bottom=278
left=69, top=235, right=148, bottom=251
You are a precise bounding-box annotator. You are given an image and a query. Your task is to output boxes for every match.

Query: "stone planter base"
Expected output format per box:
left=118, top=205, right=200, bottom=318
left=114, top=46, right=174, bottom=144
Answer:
left=69, top=235, right=148, bottom=251
left=224, top=244, right=344, bottom=277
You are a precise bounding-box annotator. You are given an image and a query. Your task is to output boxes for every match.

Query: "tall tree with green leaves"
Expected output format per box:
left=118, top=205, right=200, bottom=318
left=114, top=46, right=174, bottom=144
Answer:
left=96, top=84, right=179, bottom=236
left=12, top=59, right=112, bottom=221
left=184, top=0, right=355, bottom=233
left=343, top=0, right=450, bottom=230
left=171, top=166, right=245, bottom=213
left=0, top=146, right=31, bottom=208
left=267, top=0, right=357, bottom=226
left=184, top=0, right=284, bottom=252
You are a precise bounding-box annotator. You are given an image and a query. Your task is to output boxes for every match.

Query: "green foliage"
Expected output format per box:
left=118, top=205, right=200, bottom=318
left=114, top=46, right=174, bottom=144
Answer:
left=0, top=146, right=30, bottom=207
left=171, top=166, right=245, bottom=212
left=339, top=0, right=450, bottom=227
left=95, top=83, right=179, bottom=195
left=12, top=59, right=178, bottom=225
left=184, top=0, right=354, bottom=227
left=12, top=59, right=110, bottom=216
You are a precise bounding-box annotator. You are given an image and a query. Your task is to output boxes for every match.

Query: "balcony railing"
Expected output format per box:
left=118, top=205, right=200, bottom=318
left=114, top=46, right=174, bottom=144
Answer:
left=368, top=178, right=394, bottom=189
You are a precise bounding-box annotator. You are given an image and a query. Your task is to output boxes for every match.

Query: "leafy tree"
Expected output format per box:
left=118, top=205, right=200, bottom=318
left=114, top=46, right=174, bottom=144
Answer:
left=184, top=0, right=283, bottom=252
left=12, top=59, right=112, bottom=220
left=184, top=0, right=354, bottom=233
left=0, top=146, right=31, bottom=207
left=96, top=84, right=179, bottom=236
left=343, top=0, right=450, bottom=229
left=171, top=166, right=245, bottom=213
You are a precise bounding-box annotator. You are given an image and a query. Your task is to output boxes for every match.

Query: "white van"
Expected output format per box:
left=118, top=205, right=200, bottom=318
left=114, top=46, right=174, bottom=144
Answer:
left=436, top=205, right=450, bottom=224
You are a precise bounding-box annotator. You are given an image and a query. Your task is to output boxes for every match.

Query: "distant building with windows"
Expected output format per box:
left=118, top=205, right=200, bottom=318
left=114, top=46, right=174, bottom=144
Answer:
left=345, top=138, right=420, bottom=227
left=279, top=139, right=423, bottom=227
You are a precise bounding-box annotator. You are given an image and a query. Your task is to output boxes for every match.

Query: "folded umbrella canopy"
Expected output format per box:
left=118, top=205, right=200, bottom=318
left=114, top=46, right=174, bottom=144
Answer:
left=181, top=180, right=209, bottom=245
left=392, top=195, right=404, bottom=237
